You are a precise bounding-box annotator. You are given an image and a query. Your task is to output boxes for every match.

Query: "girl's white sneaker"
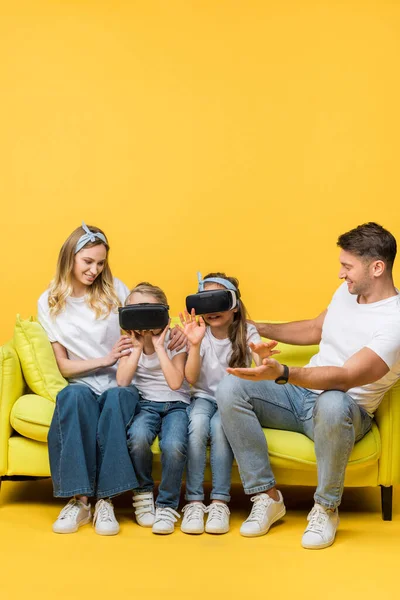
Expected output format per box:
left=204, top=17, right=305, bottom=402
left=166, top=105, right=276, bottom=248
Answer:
left=132, top=491, right=155, bottom=527
left=181, top=502, right=207, bottom=534
left=205, top=502, right=230, bottom=534
left=152, top=507, right=180, bottom=535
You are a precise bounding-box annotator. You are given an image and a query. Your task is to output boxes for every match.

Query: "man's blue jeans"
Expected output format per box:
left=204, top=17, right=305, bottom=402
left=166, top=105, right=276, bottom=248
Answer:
left=127, top=400, right=188, bottom=509
left=48, top=384, right=141, bottom=498
left=185, top=397, right=234, bottom=502
left=216, top=376, right=373, bottom=510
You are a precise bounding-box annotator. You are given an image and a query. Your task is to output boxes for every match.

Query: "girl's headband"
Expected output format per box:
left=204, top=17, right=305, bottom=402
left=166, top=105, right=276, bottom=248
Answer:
left=197, top=271, right=239, bottom=294
left=75, top=221, right=107, bottom=254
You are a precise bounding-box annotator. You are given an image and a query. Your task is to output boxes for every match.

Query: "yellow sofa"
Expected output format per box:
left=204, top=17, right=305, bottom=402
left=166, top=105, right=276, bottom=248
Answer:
left=1, top=335, right=399, bottom=519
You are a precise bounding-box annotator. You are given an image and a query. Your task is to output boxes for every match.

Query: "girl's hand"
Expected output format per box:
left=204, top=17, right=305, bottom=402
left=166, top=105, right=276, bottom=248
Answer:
left=152, top=322, right=170, bottom=352
left=179, top=309, right=206, bottom=347
left=249, top=340, right=280, bottom=360
left=128, top=330, right=144, bottom=351
left=103, top=335, right=133, bottom=367
left=168, top=325, right=187, bottom=351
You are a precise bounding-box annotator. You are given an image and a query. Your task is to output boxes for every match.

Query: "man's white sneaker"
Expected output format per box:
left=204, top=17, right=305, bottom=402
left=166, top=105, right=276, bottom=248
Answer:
left=240, top=491, right=286, bottom=537
left=152, top=507, right=180, bottom=535
left=181, top=503, right=207, bottom=534
left=93, top=499, right=120, bottom=536
left=52, top=497, right=92, bottom=534
left=205, top=502, right=230, bottom=534
left=301, top=504, right=339, bottom=549
left=132, top=491, right=155, bottom=527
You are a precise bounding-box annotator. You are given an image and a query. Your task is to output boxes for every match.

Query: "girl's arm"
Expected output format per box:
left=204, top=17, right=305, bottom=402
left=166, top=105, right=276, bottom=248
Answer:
left=156, top=349, right=186, bottom=391
left=116, top=333, right=144, bottom=386
left=52, top=336, right=133, bottom=378
left=178, top=309, right=206, bottom=384
left=185, top=342, right=202, bottom=384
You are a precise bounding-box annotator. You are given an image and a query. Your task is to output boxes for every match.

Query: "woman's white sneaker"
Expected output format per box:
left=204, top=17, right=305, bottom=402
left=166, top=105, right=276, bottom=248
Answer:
left=93, top=499, right=120, bottom=536
left=52, top=497, right=92, bottom=534
left=152, top=507, right=180, bottom=535
left=205, top=502, right=230, bottom=534
left=132, top=491, right=155, bottom=527
left=240, top=491, right=286, bottom=537
left=181, top=503, right=207, bottom=534
left=301, top=504, right=339, bottom=549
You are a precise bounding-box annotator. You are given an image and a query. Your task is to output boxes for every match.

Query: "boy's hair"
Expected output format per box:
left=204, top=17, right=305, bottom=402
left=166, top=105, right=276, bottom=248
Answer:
left=203, top=272, right=250, bottom=369
left=126, top=282, right=168, bottom=306
left=337, top=222, right=397, bottom=272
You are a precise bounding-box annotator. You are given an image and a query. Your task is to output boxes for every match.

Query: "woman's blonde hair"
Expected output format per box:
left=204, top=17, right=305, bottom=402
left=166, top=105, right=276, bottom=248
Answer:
left=48, top=224, right=120, bottom=318
left=203, top=272, right=250, bottom=369
left=126, top=282, right=168, bottom=306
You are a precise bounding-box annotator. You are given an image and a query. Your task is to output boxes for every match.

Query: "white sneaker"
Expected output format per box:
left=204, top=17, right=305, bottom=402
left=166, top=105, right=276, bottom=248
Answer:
left=240, top=491, right=286, bottom=537
left=301, top=504, right=339, bottom=549
left=132, top=491, right=155, bottom=527
left=93, top=499, right=120, bottom=536
left=152, top=507, right=181, bottom=535
left=205, top=502, right=230, bottom=534
left=52, top=497, right=92, bottom=534
left=181, top=503, right=207, bottom=534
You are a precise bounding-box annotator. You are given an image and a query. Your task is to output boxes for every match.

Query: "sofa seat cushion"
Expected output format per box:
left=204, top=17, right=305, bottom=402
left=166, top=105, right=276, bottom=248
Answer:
left=10, top=394, right=55, bottom=442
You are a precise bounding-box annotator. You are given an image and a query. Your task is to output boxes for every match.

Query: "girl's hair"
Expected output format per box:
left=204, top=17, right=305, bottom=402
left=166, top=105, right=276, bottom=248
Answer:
left=48, top=224, right=120, bottom=319
left=203, top=272, right=250, bottom=369
left=126, top=282, right=168, bottom=306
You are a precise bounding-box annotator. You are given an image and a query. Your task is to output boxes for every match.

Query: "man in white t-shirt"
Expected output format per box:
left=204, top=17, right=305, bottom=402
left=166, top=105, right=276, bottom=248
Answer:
left=216, top=222, right=400, bottom=549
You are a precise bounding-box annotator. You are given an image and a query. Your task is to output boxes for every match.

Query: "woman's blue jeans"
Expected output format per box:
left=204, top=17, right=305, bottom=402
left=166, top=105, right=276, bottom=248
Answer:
left=127, top=400, right=188, bottom=510
left=48, top=384, right=141, bottom=499
left=185, top=396, right=234, bottom=502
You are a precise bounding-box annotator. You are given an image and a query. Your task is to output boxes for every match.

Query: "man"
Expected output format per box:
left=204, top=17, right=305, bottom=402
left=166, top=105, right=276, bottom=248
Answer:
left=216, top=222, right=400, bottom=549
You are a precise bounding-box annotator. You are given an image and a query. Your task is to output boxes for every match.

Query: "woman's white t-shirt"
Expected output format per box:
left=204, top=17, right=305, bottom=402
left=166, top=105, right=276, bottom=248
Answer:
left=190, top=324, right=262, bottom=401
left=132, top=331, right=190, bottom=404
left=37, top=277, right=129, bottom=395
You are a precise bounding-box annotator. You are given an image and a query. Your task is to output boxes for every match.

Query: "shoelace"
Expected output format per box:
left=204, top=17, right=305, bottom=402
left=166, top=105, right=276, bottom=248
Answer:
left=245, top=495, right=273, bottom=523
left=306, top=506, right=329, bottom=534
left=154, top=507, right=180, bottom=525
left=93, top=499, right=115, bottom=525
left=133, top=494, right=155, bottom=517
left=57, top=498, right=82, bottom=521
left=182, top=503, right=207, bottom=522
left=206, top=503, right=230, bottom=521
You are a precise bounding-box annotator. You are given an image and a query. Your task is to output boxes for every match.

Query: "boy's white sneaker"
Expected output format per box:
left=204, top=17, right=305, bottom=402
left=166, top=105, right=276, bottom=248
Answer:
left=52, top=497, right=92, bottom=534
left=181, top=502, right=207, bottom=534
left=152, top=507, right=180, bottom=535
left=132, top=491, right=155, bottom=527
left=301, top=504, right=339, bottom=549
left=205, top=502, right=230, bottom=534
left=240, top=491, right=286, bottom=537
left=93, top=499, right=120, bottom=536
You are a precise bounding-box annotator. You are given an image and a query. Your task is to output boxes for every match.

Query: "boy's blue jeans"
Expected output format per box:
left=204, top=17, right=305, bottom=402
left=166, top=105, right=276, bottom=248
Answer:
left=127, top=399, right=188, bottom=509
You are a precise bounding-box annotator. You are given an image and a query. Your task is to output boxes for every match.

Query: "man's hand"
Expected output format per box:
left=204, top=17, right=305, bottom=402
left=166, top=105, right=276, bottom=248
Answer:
left=227, top=358, right=284, bottom=381
left=168, top=324, right=188, bottom=352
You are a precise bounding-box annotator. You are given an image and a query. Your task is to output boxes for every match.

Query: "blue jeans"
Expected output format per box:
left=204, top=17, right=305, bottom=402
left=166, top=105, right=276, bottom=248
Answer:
left=185, top=397, right=234, bottom=502
left=127, top=400, right=188, bottom=509
left=216, top=376, right=373, bottom=510
left=48, top=384, right=141, bottom=499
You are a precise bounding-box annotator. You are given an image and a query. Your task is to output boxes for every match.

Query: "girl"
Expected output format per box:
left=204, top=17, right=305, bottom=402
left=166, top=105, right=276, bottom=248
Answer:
left=179, top=272, right=278, bottom=535
left=117, top=283, right=190, bottom=535
left=38, top=223, right=184, bottom=536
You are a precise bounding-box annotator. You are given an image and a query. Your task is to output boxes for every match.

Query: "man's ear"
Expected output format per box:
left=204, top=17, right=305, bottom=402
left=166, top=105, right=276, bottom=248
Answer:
left=372, top=259, right=385, bottom=277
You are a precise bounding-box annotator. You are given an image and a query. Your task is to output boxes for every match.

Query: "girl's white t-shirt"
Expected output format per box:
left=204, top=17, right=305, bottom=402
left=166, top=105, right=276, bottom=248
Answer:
left=37, top=277, right=130, bottom=395
left=132, top=331, right=190, bottom=404
left=190, top=324, right=262, bottom=401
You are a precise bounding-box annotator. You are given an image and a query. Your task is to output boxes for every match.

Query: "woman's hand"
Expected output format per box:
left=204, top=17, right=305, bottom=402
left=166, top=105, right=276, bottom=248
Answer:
left=179, top=309, right=206, bottom=347
left=249, top=340, right=280, bottom=360
left=103, top=335, right=133, bottom=367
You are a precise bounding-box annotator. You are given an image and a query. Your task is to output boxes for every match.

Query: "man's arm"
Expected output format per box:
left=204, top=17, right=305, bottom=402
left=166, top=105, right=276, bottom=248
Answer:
left=254, top=310, right=327, bottom=346
left=227, top=346, right=389, bottom=391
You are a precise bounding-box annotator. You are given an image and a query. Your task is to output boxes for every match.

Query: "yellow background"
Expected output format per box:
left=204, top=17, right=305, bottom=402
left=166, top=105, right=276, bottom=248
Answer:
left=1, top=0, right=399, bottom=344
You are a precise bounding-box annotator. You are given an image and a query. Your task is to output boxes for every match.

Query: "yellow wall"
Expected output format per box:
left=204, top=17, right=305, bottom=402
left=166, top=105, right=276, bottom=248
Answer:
left=1, top=0, right=400, bottom=344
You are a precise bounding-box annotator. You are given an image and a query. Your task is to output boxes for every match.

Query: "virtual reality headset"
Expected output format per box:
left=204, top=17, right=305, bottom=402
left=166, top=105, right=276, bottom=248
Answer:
left=186, top=289, right=240, bottom=315
left=119, top=304, right=170, bottom=331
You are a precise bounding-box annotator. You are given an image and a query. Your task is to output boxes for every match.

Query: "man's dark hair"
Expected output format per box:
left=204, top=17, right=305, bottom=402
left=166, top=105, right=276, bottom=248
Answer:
left=337, top=222, right=397, bottom=272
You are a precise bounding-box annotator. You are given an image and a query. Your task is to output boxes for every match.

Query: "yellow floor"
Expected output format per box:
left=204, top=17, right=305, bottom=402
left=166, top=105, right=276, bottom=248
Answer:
left=0, top=480, right=399, bottom=600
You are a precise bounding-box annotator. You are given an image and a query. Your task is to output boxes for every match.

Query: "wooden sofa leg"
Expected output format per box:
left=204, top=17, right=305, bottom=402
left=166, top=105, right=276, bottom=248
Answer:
left=380, top=485, right=393, bottom=521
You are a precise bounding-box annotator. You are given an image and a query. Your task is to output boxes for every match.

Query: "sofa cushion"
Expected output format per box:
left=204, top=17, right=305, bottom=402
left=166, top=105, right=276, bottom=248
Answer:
left=10, top=394, right=55, bottom=442
left=13, top=315, right=67, bottom=402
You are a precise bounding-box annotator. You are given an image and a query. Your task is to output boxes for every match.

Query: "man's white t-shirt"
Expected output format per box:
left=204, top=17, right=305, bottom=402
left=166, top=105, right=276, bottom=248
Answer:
left=306, top=282, right=400, bottom=414
left=191, top=324, right=262, bottom=402
left=132, top=331, right=190, bottom=404
left=37, top=277, right=130, bottom=395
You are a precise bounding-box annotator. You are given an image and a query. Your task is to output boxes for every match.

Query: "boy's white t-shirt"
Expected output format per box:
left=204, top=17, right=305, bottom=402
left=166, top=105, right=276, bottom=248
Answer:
left=191, top=324, right=262, bottom=401
left=306, top=282, right=400, bottom=414
left=37, top=277, right=130, bottom=395
left=132, top=331, right=190, bottom=404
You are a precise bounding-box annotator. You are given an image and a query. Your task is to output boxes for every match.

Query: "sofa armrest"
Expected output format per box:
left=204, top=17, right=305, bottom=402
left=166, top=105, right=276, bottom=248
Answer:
left=375, top=380, right=400, bottom=486
left=0, top=341, right=26, bottom=475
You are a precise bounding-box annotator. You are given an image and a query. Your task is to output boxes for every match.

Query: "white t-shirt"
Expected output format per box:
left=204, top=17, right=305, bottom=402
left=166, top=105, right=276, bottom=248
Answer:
left=190, top=324, right=262, bottom=401
left=132, top=331, right=190, bottom=404
left=306, top=282, right=400, bottom=414
left=37, top=277, right=130, bottom=395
